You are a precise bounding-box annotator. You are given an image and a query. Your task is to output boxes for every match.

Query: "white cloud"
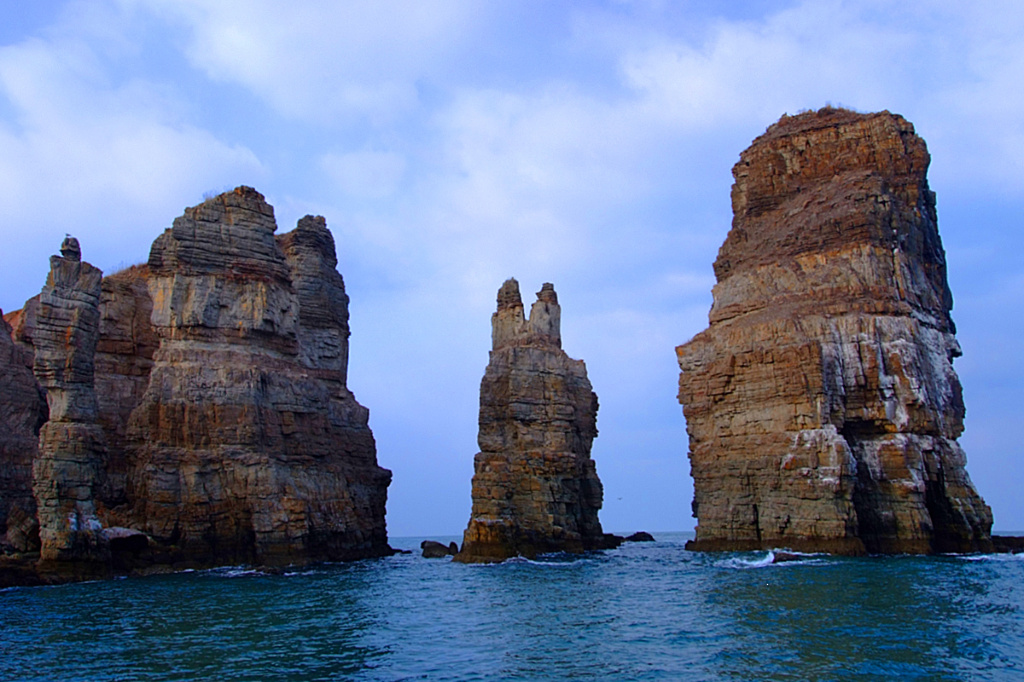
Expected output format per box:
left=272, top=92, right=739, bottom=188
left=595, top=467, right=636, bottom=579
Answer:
left=132, top=0, right=483, bottom=124
left=321, top=150, right=407, bottom=200
left=0, top=3, right=264, bottom=312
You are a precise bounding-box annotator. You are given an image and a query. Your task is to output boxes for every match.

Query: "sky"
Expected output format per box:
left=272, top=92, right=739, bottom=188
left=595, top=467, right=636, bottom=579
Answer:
left=1, top=0, right=1022, bottom=537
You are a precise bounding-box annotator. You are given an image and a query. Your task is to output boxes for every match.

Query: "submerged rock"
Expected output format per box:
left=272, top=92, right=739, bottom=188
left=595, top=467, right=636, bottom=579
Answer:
left=455, top=279, right=621, bottom=563
left=676, top=108, right=992, bottom=555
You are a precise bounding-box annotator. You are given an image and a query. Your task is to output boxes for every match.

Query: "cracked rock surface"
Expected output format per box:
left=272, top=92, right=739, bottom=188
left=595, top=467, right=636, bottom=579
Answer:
left=455, top=279, right=619, bottom=563
left=677, top=108, right=992, bottom=555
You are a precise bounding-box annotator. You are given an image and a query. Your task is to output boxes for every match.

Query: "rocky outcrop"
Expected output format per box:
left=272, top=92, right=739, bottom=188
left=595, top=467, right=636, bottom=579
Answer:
left=455, top=279, right=620, bottom=563
left=31, top=237, right=110, bottom=572
left=677, top=108, right=993, bottom=555
left=0, top=310, right=46, bottom=551
left=94, top=266, right=158, bottom=511
left=420, top=540, right=458, bottom=558
left=0, top=187, right=393, bottom=584
left=126, top=187, right=391, bottom=566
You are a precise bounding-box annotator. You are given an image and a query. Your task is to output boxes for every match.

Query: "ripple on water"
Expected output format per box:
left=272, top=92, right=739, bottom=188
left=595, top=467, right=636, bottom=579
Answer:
left=1, top=535, right=1021, bottom=681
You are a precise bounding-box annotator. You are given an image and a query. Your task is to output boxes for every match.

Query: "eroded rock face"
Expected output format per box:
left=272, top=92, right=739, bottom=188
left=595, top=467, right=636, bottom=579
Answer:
left=677, top=108, right=993, bottom=555
left=455, top=279, right=619, bottom=563
left=0, top=310, right=46, bottom=551
left=31, top=237, right=110, bottom=569
left=94, top=266, right=158, bottom=512
left=126, top=187, right=391, bottom=566
left=1, top=187, right=392, bottom=584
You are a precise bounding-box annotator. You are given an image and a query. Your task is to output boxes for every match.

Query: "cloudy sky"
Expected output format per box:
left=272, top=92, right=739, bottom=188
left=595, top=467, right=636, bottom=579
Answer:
left=2, top=0, right=1022, bottom=536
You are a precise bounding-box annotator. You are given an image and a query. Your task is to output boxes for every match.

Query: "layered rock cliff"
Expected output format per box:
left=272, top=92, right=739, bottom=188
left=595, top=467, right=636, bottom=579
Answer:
left=31, top=238, right=110, bottom=572
left=1, top=187, right=392, bottom=583
left=455, top=279, right=619, bottom=563
left=0, top=309, right=46, bottom=552
left=676, top=108, right=993, bottom=554
left=127, top=187, right=391, bottom=565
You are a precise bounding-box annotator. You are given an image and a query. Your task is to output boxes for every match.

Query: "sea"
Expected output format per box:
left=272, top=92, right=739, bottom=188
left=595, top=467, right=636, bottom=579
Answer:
left=1, top=532, right=1022, bottom=681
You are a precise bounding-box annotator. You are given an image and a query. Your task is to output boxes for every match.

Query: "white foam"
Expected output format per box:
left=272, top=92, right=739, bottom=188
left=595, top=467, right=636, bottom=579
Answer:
left=722, top=551, right=775, bottom=569
left=960, top=553, right=1024, bottom=563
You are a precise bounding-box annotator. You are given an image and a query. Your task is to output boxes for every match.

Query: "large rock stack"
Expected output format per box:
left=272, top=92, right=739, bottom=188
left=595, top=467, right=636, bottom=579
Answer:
left=30, top=238, right=111, bottom=571
left=455, top=279, right=619, bottom=563
left=126, top=187, right=391, bottom=565
left=677, top=108, right=992, bottom=554
left=0, top=187, right=392, bottom=584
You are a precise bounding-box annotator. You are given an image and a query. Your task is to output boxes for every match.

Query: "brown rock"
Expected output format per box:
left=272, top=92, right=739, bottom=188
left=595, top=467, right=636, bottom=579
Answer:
left=677, top=108, right=993, bottom=555
left=0, top=187, right=394, bottom=586
left=455, top=279, right=620, bottom=563
left=0, top=310, right=46, bottom=550
left=992, top=536, right=1024, bottom=554
left=94, top=265, right=158, bottom=511
left=31, top=237, right=111, bottom=571
left=420, top=540, right=456, bottom=558
left=126, top=187, right=392, bottom=566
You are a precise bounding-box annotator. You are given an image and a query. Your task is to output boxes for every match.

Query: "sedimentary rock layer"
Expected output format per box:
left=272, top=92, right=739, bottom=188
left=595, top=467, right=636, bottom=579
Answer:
left=127, top=187, right=391, bottom=565
left=1, top=187, right=392, bottom=583
left=0, top=310, right=46, bottom=551
left=31, top=238, right=110, bottom=570
left=676, top=108, right=992, bottom=555
left=455, top=279, right=619, bottom=563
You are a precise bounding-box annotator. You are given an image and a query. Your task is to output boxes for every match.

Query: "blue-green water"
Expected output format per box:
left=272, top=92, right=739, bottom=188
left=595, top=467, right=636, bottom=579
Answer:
left=2, top=532, right=1022, bottom=681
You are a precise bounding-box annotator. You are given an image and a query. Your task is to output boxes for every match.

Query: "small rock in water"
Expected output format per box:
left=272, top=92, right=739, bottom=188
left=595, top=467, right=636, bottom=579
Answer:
left=625, top=532, right=656, bottom=542
left=771, top=551, right=803, bottom=563
left=421, top=540, right=455, bottom=558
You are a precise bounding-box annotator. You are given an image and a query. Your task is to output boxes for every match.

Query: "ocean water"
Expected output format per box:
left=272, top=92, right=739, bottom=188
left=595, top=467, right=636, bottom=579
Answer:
left=2, top=532, right=1022, bottom=681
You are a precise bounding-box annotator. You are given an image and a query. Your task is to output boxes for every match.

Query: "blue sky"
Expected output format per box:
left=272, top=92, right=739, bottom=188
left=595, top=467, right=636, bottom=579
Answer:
left=1, top=0, right=1022, bottom=536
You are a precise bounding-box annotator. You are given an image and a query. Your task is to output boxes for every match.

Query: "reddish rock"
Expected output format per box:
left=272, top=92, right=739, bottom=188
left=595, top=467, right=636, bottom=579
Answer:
left=455, top=279, right=620, bottom=563
left=677, top=108, right=993, bottom=555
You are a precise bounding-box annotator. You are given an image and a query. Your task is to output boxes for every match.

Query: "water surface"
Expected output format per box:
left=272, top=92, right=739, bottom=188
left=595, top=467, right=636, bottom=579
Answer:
left=2, top=532, right=1022, bottom=680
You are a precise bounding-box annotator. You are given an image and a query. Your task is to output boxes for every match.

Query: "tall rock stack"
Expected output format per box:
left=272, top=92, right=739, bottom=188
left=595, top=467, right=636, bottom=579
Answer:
left=30, top=237, right=110, bottom=570
left=126, top=187, right=392, bottom=566
left=455, top=279, right=619, bottom=563
left=677, top=108, right=992, bottom=554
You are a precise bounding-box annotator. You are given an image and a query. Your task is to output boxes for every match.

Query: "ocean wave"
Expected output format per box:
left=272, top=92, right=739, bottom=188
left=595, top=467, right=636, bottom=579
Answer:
left=720, top=550, right=829, bottom=569
left=721, top=552, right=776, bottom=569
left=959, top=552, right=1024, bottom=563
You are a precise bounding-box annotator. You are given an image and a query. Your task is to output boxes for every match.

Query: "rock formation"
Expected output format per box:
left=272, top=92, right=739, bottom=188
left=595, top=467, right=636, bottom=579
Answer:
left=0, top=310, right=46, bottom=552
left=93, top=266, right=158, bottom=511
left=30, top=237, right=110, bottom=572
left=0, top=187, right=393, bottom=584
left=455, top=279, right=620, bottom=563
left=676, top=108, right=993, bottom=555
left=127, top=187, right=391, bottom=566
